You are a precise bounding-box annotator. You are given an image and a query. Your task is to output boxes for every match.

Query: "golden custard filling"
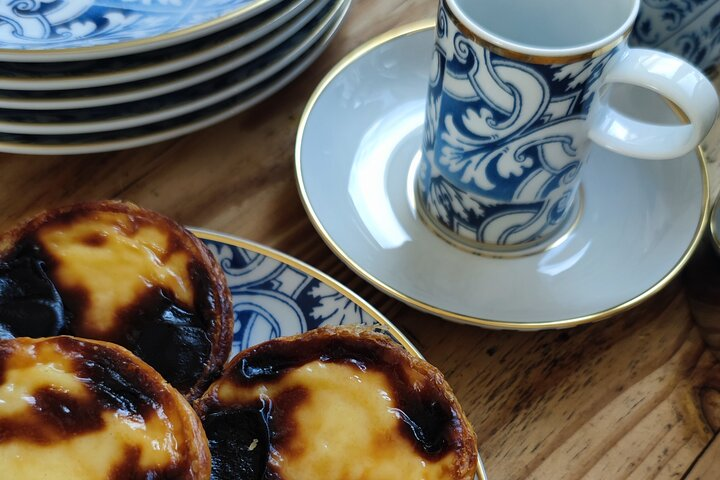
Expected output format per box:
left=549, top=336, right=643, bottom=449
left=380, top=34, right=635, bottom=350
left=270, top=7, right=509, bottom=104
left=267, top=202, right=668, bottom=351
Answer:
left=35, top=211, right=194, bottom=337
left=0, top=204, right=223, bottom=396
left=197, top=329, right=477, bottom=480
left=215, top=361, right=458, bottom=479
left=0, top=337, right=203, bottom=479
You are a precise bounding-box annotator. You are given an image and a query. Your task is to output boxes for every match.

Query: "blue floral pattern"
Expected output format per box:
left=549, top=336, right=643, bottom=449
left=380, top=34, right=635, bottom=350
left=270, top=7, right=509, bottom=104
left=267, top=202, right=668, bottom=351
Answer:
left=0, top=0, right=264, bottom=49
left=201, top=236, right=375, bottom=358
left=418, top=2, right=616, bottom=247
left=631, top=0, right=720, bottom=73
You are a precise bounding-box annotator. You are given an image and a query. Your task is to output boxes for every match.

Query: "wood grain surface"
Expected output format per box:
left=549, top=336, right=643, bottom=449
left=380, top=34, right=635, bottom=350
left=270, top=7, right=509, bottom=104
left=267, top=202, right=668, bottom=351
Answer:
left=1, top=1, right=720, bottom=478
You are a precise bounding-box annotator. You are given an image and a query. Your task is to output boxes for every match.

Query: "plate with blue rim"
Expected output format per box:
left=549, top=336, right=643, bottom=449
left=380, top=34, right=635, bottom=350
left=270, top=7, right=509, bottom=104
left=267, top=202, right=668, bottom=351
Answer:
left=0, top=0, right=312, bottom=91
left=192, top=229, right=488, bottom=480
left=0, top=0, right=294, bottom=62
left=0, top=0, right=346, bottom=154
left=0, top=0, right=344, bottom=134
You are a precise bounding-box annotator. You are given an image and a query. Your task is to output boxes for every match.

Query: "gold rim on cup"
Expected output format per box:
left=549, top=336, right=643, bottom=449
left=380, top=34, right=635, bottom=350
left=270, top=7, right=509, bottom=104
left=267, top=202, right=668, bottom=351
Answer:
left=443, top=3, right=632, bottom=65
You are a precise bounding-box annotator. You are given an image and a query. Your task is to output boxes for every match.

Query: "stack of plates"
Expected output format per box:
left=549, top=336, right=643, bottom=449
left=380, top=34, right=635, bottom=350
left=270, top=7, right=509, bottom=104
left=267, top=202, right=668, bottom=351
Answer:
left=0, top=0, right=351, bottom=155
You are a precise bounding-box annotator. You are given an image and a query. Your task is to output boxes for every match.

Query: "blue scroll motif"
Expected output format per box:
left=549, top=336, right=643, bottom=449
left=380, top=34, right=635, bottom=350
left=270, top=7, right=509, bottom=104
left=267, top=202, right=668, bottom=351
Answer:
left=418, top=2, right=616, bottom=246
left=631, top=0, right=720, bottom=74
left=0, top=0, right=256, bottom=49
left=202, top=239, right=375, bottom=358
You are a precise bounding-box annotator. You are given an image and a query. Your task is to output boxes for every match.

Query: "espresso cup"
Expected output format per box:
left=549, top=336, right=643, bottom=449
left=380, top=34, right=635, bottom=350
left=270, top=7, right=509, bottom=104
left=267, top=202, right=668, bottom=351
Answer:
left=417, top=0, right=719, bottom=254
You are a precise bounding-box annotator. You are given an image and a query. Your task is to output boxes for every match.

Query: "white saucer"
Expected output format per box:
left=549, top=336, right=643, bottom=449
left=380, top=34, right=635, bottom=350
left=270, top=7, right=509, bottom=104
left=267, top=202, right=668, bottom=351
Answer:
left=295, top=21, right=710, bottom=329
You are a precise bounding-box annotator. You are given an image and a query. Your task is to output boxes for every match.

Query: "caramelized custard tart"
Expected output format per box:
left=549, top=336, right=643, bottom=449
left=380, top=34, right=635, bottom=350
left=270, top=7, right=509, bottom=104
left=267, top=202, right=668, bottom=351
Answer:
left=195, top=327, right=478, bottom=480
left=0, top=201, right=234, bottom=399
left=0, top=336, right=211, bottom=479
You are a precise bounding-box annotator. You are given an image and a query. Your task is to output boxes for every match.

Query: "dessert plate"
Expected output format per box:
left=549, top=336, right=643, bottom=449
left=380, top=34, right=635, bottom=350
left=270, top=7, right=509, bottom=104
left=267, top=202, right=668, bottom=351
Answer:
left=193, top=229, right=488, bottom=479
left=0, top=0, right=344, bottom=135
left=0, top=0, right=287, bottom=61
left=0, top=0, right=311, bottom=91
left=296, top=22, right=710, bottom=329
left=0, top=2, right=346, bottom=155
left=0, top=0, right=328, bottom=109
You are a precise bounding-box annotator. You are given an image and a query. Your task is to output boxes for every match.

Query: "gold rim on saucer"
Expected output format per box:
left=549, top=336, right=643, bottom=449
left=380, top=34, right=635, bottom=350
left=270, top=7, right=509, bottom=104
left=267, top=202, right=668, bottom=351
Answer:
left=712, top=194, right=720, bottom=255
left=0, top=0, right=283, bottom=60
left=191, top=229, right=489, bottom=480
left=294, top=21, right=711, bottom=331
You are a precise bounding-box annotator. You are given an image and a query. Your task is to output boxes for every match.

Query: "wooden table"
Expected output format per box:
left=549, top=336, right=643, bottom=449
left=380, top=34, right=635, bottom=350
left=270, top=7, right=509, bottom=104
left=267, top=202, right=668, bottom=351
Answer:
left=2, top=1, right=720, bottom=478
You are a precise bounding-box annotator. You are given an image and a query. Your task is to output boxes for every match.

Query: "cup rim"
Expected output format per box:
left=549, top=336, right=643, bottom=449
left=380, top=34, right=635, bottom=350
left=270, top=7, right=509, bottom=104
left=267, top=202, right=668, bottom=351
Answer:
left=445, top=0, right=639, bottom=63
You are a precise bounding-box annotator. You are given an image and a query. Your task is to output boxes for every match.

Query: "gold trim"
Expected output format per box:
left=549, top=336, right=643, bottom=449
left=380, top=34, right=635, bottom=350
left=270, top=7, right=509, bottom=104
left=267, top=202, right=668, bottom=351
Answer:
left=0, top=0, right=283, bottom=60
left=712, top=194, right=720, bottom=255
left=294, top=21, right=711, bottom=331
left=190, top=229, right=489, bottom=480
left=445, top=4, right=631, bottom=65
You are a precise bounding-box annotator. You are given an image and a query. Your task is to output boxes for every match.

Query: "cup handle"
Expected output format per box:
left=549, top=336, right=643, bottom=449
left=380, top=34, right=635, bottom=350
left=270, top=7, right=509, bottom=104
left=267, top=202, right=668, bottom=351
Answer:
left=588, top=47, right=719, bottom=159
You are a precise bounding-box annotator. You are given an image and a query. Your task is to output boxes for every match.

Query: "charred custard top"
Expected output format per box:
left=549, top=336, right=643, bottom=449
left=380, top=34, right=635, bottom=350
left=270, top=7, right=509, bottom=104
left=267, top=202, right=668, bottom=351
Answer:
left=0, top=208, right=218, bottom=395
left=198, top=329, right=476, bottom=480
left=0, top=336, right=208, bottom=479
left=35, top=211, right=195, bottom=335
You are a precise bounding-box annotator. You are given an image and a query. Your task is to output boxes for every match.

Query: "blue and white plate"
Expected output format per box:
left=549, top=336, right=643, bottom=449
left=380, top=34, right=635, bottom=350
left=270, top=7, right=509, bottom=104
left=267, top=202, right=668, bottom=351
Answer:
left=192, top=229, right=487, bottom=480
left=196, top=230, right=395, bottom=357
left=0, top=0, right=291, bottom=61
left=0, top=0, right=327, bottom=109
left=0, top=1, right=346, bottom=154
left=296, top=22, right=709, bottom=330
left=0, top=0, right=344, bottom=135
left=0, top=0, right=312, bottom=90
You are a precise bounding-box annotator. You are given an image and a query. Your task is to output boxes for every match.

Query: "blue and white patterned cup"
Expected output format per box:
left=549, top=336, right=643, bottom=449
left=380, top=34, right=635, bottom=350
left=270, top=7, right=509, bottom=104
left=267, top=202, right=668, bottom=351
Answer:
left=632, top=0, right=720, bottom=76
left=417, top=0, right=719, bottom=254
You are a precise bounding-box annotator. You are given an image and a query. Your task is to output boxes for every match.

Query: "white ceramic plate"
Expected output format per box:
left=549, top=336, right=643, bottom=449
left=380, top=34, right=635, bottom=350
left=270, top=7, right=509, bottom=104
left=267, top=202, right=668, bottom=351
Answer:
left=0, top=0, right=287, bottom=62
left=193, top=229, right=487, bottom=480
left=0, top=1, right=349, bottom=155
left=295, top=22, right=709, bottom=329
left=0, top=0, right=311, bottom=90
left=0, top=0, right=330, bottom=110
left=0, top=0, right=345, bottom=135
